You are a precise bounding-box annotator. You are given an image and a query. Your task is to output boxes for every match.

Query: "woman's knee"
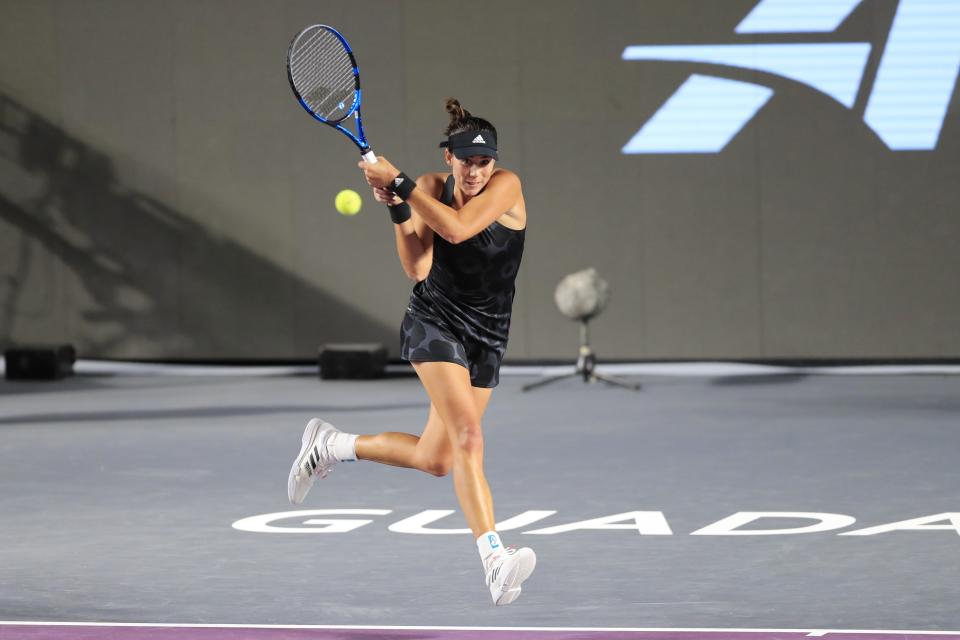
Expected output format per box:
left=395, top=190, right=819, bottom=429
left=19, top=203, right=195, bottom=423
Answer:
left=450, top=421, right=484, bottom=456
left=420, top=453, right=453, bottom=477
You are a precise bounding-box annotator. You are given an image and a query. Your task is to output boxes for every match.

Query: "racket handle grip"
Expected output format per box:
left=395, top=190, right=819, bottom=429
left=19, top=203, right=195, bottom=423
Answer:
left=362, top=150, right=378, bottom=164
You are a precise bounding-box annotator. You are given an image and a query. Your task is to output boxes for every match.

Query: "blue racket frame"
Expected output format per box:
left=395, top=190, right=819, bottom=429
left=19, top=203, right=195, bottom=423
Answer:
left=286, top=24, right=373, bottom=156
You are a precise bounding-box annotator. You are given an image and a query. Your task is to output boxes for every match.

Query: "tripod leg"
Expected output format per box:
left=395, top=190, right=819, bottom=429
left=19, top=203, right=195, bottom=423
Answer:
left=522, top=372, right=578, bottom=392
left=591, top=372, right=643, bottom=391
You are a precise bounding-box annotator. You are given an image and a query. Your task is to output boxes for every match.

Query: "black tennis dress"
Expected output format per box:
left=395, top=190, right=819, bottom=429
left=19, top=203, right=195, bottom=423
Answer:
left=400, top=175, right=525, bottom=388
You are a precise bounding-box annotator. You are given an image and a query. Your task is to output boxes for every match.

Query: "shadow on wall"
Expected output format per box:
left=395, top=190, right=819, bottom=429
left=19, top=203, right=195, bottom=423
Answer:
left=0, top=93, right=396, bottom=359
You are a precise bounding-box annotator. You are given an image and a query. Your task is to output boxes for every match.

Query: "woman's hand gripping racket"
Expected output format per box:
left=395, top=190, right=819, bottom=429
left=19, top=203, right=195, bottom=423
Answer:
left=286, top=24, right=377, bottom=165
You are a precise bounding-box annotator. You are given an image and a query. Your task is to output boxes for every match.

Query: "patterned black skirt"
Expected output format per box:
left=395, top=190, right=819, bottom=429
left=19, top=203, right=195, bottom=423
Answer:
left=399, top=281, right=507, bottom=388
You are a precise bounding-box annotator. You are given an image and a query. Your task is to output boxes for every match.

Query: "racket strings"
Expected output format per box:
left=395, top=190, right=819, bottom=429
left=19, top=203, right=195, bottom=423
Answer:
left=291, top=35, right=351, bottom=94
left=290, top=27, right=357, bottom=122
left=296, top=50, right=354, bottom=119
left=291, top=30, right=345, bottom=89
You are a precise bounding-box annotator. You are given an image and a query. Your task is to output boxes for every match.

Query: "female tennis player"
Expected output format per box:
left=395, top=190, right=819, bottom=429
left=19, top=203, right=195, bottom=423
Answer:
left=287, top=98, right=534, bottom=606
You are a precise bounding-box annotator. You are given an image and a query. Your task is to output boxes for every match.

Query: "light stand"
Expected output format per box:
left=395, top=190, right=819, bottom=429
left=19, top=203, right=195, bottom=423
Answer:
left=522, top=268, right=642, bottom=393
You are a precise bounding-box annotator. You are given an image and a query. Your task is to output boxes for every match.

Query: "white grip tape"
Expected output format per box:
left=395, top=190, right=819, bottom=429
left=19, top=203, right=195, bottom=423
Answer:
left=362, top=150, right=377, bottom=164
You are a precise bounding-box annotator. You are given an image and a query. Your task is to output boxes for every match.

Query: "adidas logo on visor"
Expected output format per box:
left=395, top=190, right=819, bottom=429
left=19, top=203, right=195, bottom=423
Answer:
left=472, top=134, right=486, bottom=144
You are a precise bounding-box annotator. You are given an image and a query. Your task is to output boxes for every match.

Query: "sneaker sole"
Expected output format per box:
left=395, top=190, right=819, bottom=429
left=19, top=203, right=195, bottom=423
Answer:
left=287, top=418, right=332, bottom=504
left=493, top=549, right=537, bottom=606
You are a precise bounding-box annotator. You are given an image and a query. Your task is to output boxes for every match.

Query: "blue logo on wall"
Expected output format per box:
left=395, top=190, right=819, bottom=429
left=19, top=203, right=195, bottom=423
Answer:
left=622, top=0, right=960, bottom=153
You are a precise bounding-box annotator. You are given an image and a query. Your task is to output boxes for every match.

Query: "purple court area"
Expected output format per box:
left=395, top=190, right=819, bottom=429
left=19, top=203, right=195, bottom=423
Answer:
left=2, top=628, right=959, bottom=640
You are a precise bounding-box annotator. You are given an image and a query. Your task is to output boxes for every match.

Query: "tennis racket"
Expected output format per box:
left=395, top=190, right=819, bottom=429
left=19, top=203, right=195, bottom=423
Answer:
left=286, top=24, right=377, bottom=164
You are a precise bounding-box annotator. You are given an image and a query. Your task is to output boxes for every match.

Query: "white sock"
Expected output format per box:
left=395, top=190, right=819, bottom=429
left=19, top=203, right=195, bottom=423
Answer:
left=477, top=530, right=503, bottom=569
left=328, top=432, right=358, bottom=462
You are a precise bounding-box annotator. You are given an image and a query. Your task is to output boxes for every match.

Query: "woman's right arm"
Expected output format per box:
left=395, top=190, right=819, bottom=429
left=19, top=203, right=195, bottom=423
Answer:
left=374, top=175, right=436, bottom=281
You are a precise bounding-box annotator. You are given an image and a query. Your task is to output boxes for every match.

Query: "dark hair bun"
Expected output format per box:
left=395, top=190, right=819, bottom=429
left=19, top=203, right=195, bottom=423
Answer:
left=445, top=97, right=472, bottom=126
left=442, top=97, right=497, bottom=140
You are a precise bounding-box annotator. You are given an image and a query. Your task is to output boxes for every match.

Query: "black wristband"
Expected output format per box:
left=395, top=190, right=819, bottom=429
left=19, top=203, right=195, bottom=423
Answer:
left=387, top=202, right=411, bottom=224
left=389, top=172, right=416, bottom=201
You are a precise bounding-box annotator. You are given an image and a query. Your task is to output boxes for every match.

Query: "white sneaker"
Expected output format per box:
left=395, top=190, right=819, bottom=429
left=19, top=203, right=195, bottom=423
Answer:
left=485, top=546, right=537, bottom=606
left=287, top=418, right=339, bottom=504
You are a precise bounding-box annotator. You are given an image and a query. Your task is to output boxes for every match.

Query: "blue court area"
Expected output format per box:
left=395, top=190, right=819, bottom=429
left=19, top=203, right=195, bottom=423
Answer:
left=1, top=363, right=958, bottom=632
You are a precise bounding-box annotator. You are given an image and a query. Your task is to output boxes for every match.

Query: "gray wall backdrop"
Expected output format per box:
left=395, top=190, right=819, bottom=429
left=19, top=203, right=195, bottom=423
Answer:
left=1, top=0, right=958, bottom=361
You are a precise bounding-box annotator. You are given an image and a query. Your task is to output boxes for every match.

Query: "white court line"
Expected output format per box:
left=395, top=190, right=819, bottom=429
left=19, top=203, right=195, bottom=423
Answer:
left=4, top=359, right=960, bottom=377
left=500, top=362, right=960, bottom=377
left=74, top=360, right=317, bottom=376
left=2, top=359, right=959, bottom=378
left=1, top=622, right=959, bottom=634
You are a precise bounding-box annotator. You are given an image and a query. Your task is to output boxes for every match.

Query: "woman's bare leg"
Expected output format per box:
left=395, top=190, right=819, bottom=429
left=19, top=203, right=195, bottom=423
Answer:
left=410, top=361, right=495, bottom=538
left=354, top=404, right=446, bottom=475
left=354, top=387, right=493, bottom=478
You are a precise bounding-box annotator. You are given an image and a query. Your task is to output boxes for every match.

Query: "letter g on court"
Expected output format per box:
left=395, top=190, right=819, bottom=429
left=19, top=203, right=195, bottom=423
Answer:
left=232, top=509, right=393, bottom=533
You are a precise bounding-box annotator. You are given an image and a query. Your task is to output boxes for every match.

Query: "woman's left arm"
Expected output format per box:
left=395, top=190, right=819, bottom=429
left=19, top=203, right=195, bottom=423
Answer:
left=359, top=157, right=520, bottom=245
left=408, top=171, right=519, bottom=244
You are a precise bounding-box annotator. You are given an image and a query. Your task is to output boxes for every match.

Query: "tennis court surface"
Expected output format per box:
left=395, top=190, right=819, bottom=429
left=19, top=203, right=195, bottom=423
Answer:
left=1, top=363, right=958, bottom=634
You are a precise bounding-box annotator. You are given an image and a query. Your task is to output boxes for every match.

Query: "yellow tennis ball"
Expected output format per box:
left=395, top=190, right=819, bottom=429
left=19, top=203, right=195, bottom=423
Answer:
left=335, top=189, right=362, bottom=216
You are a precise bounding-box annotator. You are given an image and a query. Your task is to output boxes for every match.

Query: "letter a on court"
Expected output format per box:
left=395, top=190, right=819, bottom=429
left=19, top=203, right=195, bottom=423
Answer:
left=840, top=513, right=960, bottom=536
left=522, top=511, right=673, bottom=536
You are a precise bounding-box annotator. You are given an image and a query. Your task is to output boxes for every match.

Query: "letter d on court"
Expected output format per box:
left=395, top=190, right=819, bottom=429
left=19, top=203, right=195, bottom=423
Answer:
left=690, top=512, right=856, bottom=535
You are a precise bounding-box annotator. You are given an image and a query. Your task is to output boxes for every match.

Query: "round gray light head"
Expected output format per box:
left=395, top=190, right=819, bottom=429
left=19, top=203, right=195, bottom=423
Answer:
left=554, top=268, right=609, bottom=321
